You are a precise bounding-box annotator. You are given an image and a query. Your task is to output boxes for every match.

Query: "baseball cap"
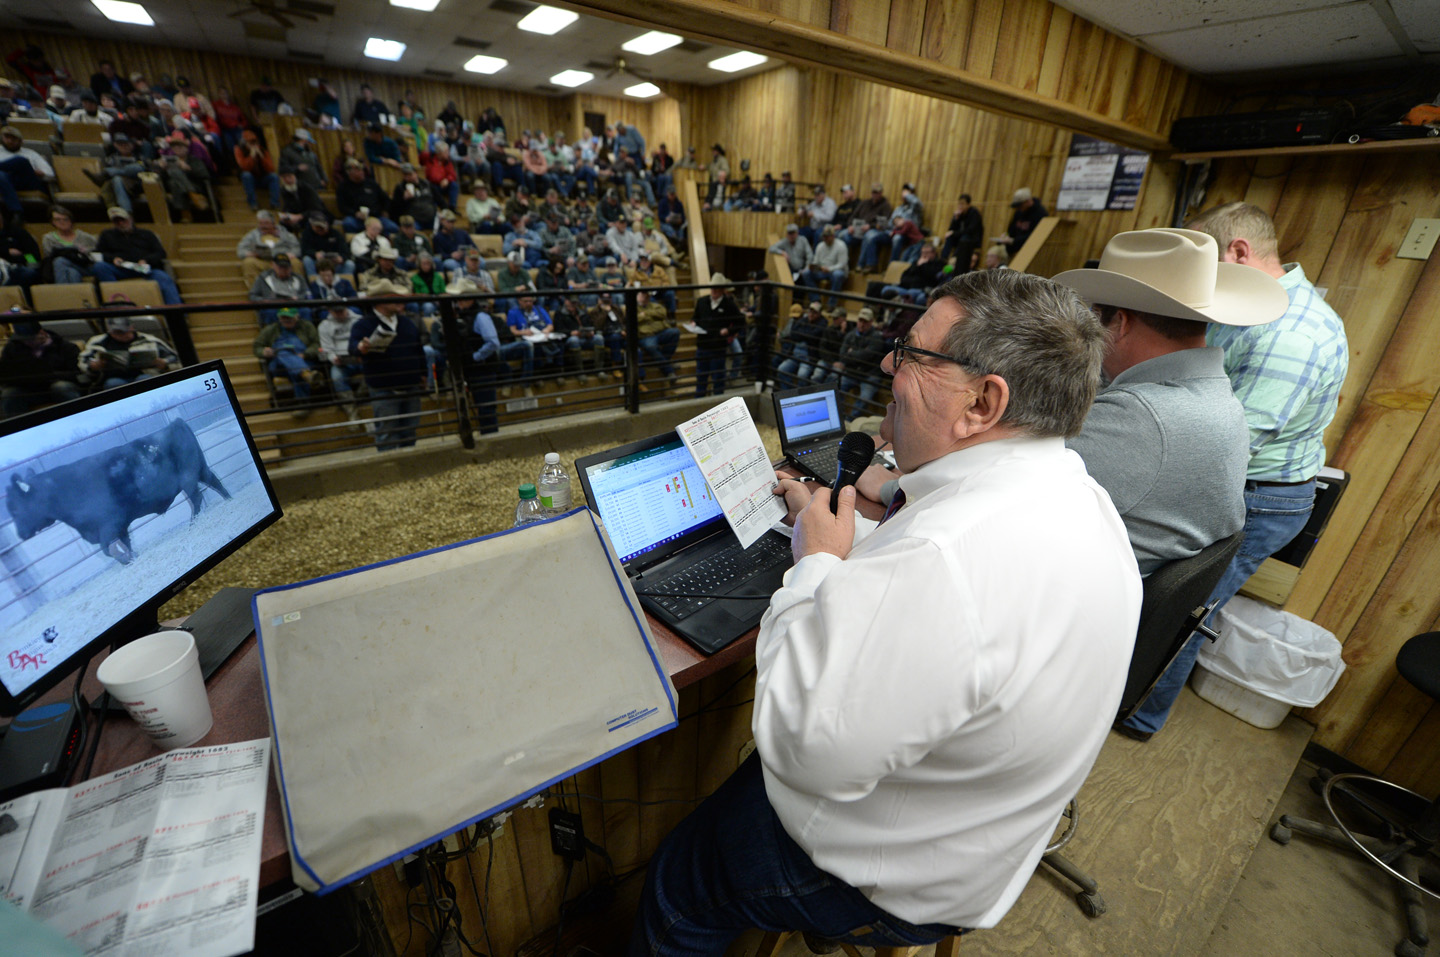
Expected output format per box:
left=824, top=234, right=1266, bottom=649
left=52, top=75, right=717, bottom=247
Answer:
left=111, top=132, right=131, bottom=144
left=277, top=307, right=300, bottom=319
left=107, top=206, right=131, bottom=220
left=49, top=85, right=66, bottom=98
left=507, top=251, right=524, bottom=264
left=438, top=209, right=457, bottom=221
left=399, top=162, right=415, bottom=173
left=106, top=315, right=133, bottom=331
left=398, top=214, right=416, bottom=226
left=13, top=321, right=42, bottom=338
left=807, top=301, right=821, bottom=311
left=788, top=304, right=803, bottom=317
left=857, top=307, right=875, bottom=321
left=1011, top=187, right=1033, bottom=207
left=309, top=211, right=329, bottom=224
left=293, top=128, right=313, bottom=141
left=376, top=248, right=399, bottom=260
left=273, top=252, right=292, bottom=265
left=344, top=158, right=363, bottom=170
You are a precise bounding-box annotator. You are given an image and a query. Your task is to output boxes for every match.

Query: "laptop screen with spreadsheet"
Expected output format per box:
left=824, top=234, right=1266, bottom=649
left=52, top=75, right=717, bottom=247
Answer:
left=581, top=435, right=724, bottom=565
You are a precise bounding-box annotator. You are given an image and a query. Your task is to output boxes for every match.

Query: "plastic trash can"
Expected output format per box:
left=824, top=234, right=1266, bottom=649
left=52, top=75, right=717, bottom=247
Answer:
left=1192, top=595, right=1346, bottom=728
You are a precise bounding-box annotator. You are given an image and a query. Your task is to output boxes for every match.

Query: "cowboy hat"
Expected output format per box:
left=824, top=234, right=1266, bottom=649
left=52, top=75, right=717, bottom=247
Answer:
left=1052, top=228, right=1287, bottom=327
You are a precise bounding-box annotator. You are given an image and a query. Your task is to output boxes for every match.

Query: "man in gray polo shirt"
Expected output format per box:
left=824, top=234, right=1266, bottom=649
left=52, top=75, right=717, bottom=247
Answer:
left=1054, top=229, right=1287, bottom=578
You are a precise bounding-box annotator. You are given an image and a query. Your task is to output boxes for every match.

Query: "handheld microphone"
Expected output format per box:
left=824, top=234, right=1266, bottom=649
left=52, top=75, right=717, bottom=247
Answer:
left=831, top=432, right=876, bottom=514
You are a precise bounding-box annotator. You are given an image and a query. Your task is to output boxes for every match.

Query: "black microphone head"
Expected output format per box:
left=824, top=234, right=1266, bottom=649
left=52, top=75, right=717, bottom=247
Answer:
left=836, top=432, right=876, bottom=473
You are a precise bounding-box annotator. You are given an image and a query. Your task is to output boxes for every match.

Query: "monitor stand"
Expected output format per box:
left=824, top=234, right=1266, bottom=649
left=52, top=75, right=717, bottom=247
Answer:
left=104, top=587, right=258, bottom=712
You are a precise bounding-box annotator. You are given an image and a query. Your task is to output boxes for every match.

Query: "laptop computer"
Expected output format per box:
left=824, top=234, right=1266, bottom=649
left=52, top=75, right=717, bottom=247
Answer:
left=773, top=383, right=848, bottom=482
left=575, top=431, right=793, bottom=655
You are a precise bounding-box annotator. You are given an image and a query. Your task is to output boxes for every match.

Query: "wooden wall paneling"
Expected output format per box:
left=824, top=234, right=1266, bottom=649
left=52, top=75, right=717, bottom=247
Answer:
left=756, top=0, right=832, bottom=27
left=1132, top=158, right=1179, bottom=230
left=1382, top=696, right=1440, bottom=797
left=964, top=0, right=1005, bottom=77
left=1122, top=54, right=1167, bottom=131
left=572, top=768, right=608, bottom=884
left=1305, top=483, right=1440, bottom=760
left=1239, top=156, right=1293, bottom=216
left=1316, top=155, right=1440, bottom=445
left=1267, top=156, right=1362, bottom=286
left=1197, top=158, right=1256, bottom=212
left=920, top=0, right=976, bottom=70
left=512, top=801, right=581, bottom=937
left=693, top=662, right=758, bottom=797
left=886, top=0, right=931, bottom=58
left=992, top=0, right=1055, bottom=92
left=597, top=748, right=643, bottom=874
left=1293, top=257, right=1440, bottom=635
left=1035, top=4, right=1075, bottom=100
left=1347, top=670, right=1437, bottom=785
left=829, top=0, right=892, bottom=45
left=1055, top=16, right=1108, bottom=114
left=636, top=685, right=701, bottom=857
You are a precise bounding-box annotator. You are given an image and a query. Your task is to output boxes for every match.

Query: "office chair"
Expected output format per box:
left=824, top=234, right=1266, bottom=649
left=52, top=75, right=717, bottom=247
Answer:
left=1270, top=631, right=1440, bottom=957
left=1043, top=529, right=1246, bottom=917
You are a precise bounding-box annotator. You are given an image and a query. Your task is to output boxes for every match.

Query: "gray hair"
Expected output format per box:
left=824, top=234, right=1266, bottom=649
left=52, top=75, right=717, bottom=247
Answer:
left=1185, top=201, right=1278, bottom=260
left=255, top=210, right=275, bottom=224
left=931, top=269, right=1105, bottom=438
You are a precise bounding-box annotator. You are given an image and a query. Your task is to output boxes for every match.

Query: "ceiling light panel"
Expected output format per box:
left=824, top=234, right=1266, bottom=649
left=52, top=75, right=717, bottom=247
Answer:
left=91, top=0, right=154, bottom=25
left=624, top=82, right=661, bottom=98
left=622, top=31, right=683, bottom=56
left=464, top=55, right=509, bottom=74
left=391, top=0, right=442, bottom=9
left=365, top=38, right=407, bottom=61
left=518, top=5, right=578, bottom=35
left=549, top=69, right=594, bottom=88
left=708, top=51, right=768, bottom=72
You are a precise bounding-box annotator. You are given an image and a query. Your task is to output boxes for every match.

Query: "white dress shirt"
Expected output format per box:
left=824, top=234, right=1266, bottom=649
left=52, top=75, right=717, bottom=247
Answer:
left=754, top=436, right=1141, bottom=929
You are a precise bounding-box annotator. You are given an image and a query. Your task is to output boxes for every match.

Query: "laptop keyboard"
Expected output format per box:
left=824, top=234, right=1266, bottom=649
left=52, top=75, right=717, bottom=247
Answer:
left=644, top=534, right=792, bottom=620
left=793, top=444, right=839, bottom=480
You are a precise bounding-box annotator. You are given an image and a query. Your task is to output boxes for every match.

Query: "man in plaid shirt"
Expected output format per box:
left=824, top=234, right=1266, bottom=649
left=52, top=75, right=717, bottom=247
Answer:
left=1119, top=202, right=1349, bottom=740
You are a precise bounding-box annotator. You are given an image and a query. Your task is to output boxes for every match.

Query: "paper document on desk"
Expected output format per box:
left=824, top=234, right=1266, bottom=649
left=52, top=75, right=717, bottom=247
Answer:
left=675, top=396, right=786, bottom=549
left=0, top=739, right=271, bottom=957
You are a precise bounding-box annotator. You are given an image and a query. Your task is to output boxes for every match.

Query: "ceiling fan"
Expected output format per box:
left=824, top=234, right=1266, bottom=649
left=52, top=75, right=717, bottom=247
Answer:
left=228, top=0, right=320, bottom=30
left=583, top=56, right=660, bottom=86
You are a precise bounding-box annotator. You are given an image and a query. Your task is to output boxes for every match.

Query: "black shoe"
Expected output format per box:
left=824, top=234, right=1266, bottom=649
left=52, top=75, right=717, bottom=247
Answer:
left=1112, top=722, right=1153, bottom=743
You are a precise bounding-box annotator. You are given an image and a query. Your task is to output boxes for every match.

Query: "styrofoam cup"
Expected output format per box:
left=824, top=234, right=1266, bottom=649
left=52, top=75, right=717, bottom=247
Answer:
left=97, top=631, right=213, bottom=750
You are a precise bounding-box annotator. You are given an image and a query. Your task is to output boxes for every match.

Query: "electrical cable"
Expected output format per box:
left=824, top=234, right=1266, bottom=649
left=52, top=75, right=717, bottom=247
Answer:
left=63, top=663, right=89, bottom=787
left=678, top=665, right=756, bottom=722
left=78, top=691, right=109, bottom=783
left=574, top=792, right=701, bottom=808
left=552, top=859, right=574, bottom=957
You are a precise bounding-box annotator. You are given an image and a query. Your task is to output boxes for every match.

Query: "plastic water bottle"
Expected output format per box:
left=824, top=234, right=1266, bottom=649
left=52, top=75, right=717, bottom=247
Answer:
left=537, top=453, right=571, bottom=515
left=513, top=483, right=544, bottom=527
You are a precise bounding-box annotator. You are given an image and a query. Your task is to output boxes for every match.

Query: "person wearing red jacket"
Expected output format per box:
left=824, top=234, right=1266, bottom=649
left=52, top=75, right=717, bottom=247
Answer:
left=422, top=143, right=459, bottom=211
left=234, top=129, right=279, bottom=211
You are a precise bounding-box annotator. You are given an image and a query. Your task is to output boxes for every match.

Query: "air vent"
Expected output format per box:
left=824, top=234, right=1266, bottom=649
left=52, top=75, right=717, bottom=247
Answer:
left=21, top=16, right=73, bottom=29
left=453, top=37, right=493, bottom=50
left=424, top=69, right=454, bottom=78
left=489, top=0, right=535, bottom=14
left=678, top=40, right=709, bottom=53
left=242, top=20, right=288, bottom=42
left=287, top=0, right=335, bottom=15
left=287, top=48, right=325, bottom=61
left=533, top=85, right=560, bottom=93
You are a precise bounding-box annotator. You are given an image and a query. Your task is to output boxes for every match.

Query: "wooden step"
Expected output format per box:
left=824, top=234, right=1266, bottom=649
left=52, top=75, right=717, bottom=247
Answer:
left=173, top=261, right=246, bottom=280
left=178, top=243, right=241, bottom=257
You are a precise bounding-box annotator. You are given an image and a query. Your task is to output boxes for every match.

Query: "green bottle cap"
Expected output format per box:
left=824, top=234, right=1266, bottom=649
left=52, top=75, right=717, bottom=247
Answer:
left=518, top=483, right=537, bottom=499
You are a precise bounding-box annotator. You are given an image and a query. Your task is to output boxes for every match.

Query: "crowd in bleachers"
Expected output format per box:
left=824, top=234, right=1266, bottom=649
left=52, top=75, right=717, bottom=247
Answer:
left=1, top=40, right=1056, bottom=434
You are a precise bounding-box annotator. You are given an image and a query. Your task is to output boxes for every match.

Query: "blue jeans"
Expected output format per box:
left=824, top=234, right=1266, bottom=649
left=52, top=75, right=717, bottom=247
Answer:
left=269, top=351, right=312, bottom=399
left=694, top=346, right=725, bottom=397
left=630, top=754, right=960, bottom=956
left=103, top=162, right=146, bottom=213
left=52, top=257, right=93, bottom=284
left=796, top=267, right=847, bottom=306
left=881, top=285, right=926, bottom=305
left=624, top=172, right=656, bottom=206
left=370, top=388, right=421, bottom=451
left=892, top=235, right=922, bottom=263
left=342, top=215, right=399, bottom=234
left=639, top=327, right=680, bottom=377
left=91, top=262, right=183, bottom=305
left=329, top=362, right=363, bottom=393
left=0, top=156, right=45, bottom=212
left=1123, top=480, right=1317, bottom=736
left=776, top=346, right=812, bottom=388
left=241, top=170, right=281, bottom=208
left=839, top=374, right=880, bottom=420
left=857, top=229, right=888, bottom=269
left=500, top=339, right=533, bottom=377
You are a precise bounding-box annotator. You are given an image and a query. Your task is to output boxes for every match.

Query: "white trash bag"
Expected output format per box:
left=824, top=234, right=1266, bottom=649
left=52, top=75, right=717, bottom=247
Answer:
left=1197, top=595, right=1345, bottom=708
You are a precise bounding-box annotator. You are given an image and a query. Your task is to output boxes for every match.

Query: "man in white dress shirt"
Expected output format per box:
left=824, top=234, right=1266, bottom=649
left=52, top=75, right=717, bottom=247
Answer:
left=630, top=269, right=1142, bottom=955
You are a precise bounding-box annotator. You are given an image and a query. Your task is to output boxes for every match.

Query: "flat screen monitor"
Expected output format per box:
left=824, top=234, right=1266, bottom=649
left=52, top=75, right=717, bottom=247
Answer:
left=0, top=360, right=281, bottom=716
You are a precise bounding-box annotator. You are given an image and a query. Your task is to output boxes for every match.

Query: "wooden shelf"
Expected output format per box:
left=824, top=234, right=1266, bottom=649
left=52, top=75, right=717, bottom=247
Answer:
left=1166, top=136, right=1440, bottom=162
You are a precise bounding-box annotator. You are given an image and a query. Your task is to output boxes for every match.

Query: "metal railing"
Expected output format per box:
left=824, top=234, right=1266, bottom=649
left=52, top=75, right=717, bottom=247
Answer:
left=4, top=280, right=923, bottom=462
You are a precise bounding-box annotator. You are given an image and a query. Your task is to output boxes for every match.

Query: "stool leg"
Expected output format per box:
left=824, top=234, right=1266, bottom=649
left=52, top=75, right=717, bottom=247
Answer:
left=1042, top=851, right=1106, bottom=917
left=935, top=935, right=962, bottom=957
left=754, top=930, right=789, bottom=957
left=1396, top=852, right=1430, bottom=957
